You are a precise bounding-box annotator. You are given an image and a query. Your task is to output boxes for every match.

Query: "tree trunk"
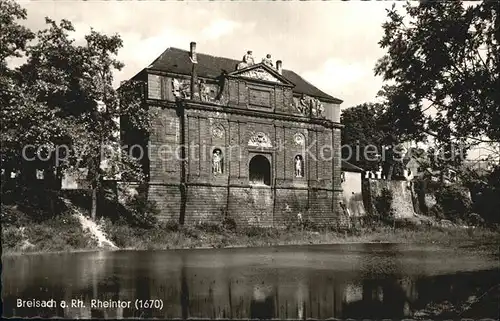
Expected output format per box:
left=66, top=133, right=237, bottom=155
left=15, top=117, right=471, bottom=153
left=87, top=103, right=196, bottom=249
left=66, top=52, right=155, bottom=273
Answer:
left=91, top=187, right=97, bottom=220
left=387, top=164, right=394, bottom=180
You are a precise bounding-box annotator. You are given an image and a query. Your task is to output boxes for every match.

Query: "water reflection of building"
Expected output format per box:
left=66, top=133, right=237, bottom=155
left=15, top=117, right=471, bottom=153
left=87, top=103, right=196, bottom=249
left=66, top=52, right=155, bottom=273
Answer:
left=4, top=249, right=499, bottom=319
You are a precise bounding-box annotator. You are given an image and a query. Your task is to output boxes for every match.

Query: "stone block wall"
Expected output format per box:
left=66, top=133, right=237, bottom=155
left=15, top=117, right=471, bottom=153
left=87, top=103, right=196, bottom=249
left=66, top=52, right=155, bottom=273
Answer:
left=148, top=184, right=182, bottom=222
left=141, top=71, right=343, bottom=227
left=364, top=179, right=416, bottom=218
left=184, top=185, right=228, bottom=225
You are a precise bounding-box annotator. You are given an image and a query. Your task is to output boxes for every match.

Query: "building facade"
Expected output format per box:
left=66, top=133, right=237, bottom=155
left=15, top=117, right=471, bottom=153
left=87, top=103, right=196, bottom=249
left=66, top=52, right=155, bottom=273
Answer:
left=124, top=42, right=344, bottom=227
left=340, top=161, right=365, bottom=217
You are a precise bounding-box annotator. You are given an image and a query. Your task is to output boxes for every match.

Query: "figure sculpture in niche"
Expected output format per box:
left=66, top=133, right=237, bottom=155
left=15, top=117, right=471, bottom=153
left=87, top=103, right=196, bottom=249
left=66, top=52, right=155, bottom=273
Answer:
left=297, top=94, right=310, bottom=115
left=295, top=155, right=304, bottom=178
left=172, top=78, right=181, bottom=98
left=199, top=79, right=211, bottom=102
left=311, top=99, right=325, bottom=118
left=212, top=149, right=223, bottom=174
left=172, top=78, right=191, bottom=99
left=237, top=50, right=255, bottom=70
left=262, top=54, right=273, bottom=67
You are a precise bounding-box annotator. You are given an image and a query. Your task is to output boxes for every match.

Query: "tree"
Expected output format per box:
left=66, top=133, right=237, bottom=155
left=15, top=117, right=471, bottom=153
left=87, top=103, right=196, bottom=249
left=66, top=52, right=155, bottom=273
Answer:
left=341, top=102, right=405, bottom=178
left=375, top=1, right=500, bottom=151
left=341, top=103, right=386, bottom=172
left=0, top=0, right=35, bottom=182
left=0, top=0, right=33, bottom=82
left=1, top=2, right=149, bottom=220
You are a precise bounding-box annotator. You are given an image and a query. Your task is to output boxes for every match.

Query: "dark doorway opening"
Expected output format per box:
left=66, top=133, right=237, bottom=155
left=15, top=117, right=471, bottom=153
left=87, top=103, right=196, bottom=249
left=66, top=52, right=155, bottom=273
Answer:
left=249, top=155, right=271, bottom=186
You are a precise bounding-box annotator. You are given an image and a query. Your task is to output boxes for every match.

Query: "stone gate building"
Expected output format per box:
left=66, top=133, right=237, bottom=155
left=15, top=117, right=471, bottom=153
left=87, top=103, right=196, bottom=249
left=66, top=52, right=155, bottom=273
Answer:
left=123, top=42, right=344, bottom=227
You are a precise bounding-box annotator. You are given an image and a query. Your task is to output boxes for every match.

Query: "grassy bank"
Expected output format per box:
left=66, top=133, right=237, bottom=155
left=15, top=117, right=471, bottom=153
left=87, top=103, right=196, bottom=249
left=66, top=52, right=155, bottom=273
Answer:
left=2, top=203, right=499, bottom=255
left=102, top=220, right=500, bottom=253
left=1, top=205, right=98, bottom=253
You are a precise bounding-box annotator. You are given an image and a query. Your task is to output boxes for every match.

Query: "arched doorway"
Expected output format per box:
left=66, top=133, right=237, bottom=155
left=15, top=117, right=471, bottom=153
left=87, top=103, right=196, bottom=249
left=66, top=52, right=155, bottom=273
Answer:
left=249, top=155, right=271, bottom=186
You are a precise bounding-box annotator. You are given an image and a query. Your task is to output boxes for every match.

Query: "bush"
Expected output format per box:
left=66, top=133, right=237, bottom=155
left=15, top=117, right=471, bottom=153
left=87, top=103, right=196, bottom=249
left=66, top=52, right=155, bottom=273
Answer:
left=375, top=188, right=395, bottom=219
left=123, top=192, right=160, bottom=229
left=221, top=216, right=237, bottom=232
left=182, top=225, right=200, bottom=239
left=434, top=184, right=472, bottom=221
left=194, top=210, right=238, bottom=233
left=244, top=226, right=267, bottom=238
left=467, top=167, right=500, bottom=224
left=1, top=227, right=24, bottom=249
left=429, top=203, right=445, bottom=220
left=467, top=213, right=485, bottom=227
left=196, top=222, right=222, bottom=233
left=160, top=220, right=180, bottom=232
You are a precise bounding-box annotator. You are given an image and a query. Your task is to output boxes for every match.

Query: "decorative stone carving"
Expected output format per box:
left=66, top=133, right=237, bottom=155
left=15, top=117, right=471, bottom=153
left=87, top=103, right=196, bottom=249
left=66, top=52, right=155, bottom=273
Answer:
left=248, top=132, right=272, bottom=148
left=261, top=54, right=273, bottom=68
left=239, top=67, right=281, bottom=83
left=297, top=95, right=310, bottom=115
left=294, top=94, right=325, bottom=118
left=199, top=79, right=220, bottom=103
left=311, top=98, right=325, bottom=118
left=172, top=78, right=191, bottom=99
left=212, top=125, right=224, bottom=138
left=295, top=155, right=304, bottom=178
left=237, top=50, right=255, bottom=70
left=173, top=77, right=226, bottom=105
left=293, top=133, right=305, bottom=146
left=212, top=149, right=223, bottom=175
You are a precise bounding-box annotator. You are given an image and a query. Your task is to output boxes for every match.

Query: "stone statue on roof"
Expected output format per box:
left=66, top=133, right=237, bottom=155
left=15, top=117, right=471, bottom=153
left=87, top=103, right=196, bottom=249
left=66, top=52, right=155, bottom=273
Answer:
left=237, top=50, right=255, bottom=70
left=262, top=54, right=273, bottom=67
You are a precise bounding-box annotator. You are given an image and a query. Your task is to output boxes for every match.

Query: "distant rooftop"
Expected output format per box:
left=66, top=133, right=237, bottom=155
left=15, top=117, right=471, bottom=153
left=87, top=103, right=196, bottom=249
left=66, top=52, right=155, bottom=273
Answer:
left=341, top=160, right=364, bottom=172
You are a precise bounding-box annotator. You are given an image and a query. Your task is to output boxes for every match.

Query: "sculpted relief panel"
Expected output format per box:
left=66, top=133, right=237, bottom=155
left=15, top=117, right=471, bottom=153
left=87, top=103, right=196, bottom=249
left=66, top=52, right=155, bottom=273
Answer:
left=212, top=124, right=224, bottom=139
left=172, top=78, right=227, bottom=105
left=239, top=67, right=281, bottom=83
left=293, top=94, right=325, bottom=118
left=293, top=133, right=305, bottom=146
left=172, top=78, right=191, bottom=99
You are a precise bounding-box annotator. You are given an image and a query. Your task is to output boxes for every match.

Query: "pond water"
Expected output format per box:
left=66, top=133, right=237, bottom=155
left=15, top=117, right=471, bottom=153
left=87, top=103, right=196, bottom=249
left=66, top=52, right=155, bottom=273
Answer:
left=2, top=243, right=499, bottom=319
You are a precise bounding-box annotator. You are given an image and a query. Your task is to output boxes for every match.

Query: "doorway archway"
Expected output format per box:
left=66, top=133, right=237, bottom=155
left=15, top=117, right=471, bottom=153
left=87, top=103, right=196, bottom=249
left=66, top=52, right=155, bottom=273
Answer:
left=249, top=155, right=271, bottom=186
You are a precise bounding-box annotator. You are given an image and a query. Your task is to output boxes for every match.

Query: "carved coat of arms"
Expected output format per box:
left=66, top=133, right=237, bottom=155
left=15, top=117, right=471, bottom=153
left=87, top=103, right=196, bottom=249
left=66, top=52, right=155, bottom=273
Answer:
left=248, top=132, right=272, bottom=148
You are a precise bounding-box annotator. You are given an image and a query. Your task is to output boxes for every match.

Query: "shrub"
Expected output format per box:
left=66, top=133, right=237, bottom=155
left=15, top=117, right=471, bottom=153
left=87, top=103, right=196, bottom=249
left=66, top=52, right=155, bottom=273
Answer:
left=375, top=188, right=395, bottom=219
left=429, top=203, right=445, bottom=220
left=245, top=226, right=266, bottom=238
left=196, top=222, right=222, bottom=233
left=123, top=193, right=160, bottom=229
left=1, top=227, right=24, bottom=249
left=182, top=225, right=200, bottom=239
left=434, top=184, right=472, bottom=221
left=160, top=220, right=180, bottom=232
left=301, top=217, right=319, bottom=231
left=221, top=216, right=237, bottom=232
left=467, top=213, right=485, bottom=227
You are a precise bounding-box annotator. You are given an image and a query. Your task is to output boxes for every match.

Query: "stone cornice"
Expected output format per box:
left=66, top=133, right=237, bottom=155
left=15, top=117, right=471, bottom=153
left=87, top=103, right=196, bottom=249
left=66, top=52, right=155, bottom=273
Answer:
left=146, top=68, right=342, bottom=105
left=144, top=98, right=344, bottom=129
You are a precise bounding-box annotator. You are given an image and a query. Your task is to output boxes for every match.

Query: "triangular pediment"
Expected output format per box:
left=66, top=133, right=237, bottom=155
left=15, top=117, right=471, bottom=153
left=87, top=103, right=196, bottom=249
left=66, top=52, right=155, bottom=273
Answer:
left=228, top=63, right=294, bottom=86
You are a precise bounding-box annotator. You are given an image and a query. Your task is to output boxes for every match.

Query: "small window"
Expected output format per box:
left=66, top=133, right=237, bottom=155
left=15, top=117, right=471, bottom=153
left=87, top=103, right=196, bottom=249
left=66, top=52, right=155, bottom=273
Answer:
left=212, top=149, right=224, bottom=175
left=294, top=155, right=304, bottom=178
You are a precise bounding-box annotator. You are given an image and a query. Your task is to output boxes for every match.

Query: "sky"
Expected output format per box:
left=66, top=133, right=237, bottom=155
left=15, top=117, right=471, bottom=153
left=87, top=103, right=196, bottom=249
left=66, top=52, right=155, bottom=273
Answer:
left=16, top=0, right=399, bottom=110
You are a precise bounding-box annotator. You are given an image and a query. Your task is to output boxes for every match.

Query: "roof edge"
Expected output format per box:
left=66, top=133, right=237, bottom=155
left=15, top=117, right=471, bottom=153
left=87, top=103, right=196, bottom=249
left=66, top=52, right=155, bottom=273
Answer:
left=341, top=160, right=364, bottom=172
